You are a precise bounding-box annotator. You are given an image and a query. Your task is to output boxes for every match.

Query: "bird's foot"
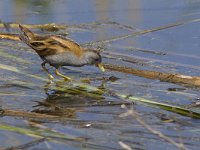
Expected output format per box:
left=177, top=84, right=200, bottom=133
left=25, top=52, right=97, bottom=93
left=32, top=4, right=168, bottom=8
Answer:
left=63, top=76, right=72, bottom=81
left=48, top=74, right=54, bottom=80
left=55, top=68, right=71, bottom=81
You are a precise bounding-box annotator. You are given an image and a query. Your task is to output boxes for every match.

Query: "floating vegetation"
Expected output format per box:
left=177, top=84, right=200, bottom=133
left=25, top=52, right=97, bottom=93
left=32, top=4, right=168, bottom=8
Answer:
left=118, top=94, right=200, bottom=119
left=0, top=123, right=84, bottom=142
left=0, top=22, right=67, bottom=32
left=103, top=63, right=200, bottom=87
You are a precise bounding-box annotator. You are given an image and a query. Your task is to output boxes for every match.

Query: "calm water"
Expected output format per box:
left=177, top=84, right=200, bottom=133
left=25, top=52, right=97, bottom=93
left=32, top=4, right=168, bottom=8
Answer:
left=0, top=0, right=200, bottom=150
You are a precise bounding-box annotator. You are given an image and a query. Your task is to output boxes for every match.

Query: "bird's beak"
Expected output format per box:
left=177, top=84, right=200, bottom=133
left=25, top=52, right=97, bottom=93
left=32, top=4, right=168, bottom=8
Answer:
left=96, top=63, right=105, bottom=72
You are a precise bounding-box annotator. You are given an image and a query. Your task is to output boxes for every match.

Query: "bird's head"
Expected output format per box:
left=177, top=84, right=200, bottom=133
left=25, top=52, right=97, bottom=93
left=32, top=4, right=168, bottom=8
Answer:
left=83, top=49, right=105, bottom=72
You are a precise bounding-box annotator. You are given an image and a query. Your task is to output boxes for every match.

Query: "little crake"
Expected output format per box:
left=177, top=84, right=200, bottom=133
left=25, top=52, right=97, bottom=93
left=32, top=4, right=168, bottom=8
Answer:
left=19, top=24, right=105, bottom=80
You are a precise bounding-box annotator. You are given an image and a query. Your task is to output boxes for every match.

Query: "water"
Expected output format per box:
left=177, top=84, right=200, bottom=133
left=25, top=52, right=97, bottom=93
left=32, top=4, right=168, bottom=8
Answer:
left=0, top=0, right=200, bottom=149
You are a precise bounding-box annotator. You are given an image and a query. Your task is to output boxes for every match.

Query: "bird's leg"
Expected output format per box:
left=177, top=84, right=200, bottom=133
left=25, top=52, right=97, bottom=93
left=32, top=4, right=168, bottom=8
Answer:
left=55, top=67, right=71, bottom=81
left=41, top=61, right=54, bottom=80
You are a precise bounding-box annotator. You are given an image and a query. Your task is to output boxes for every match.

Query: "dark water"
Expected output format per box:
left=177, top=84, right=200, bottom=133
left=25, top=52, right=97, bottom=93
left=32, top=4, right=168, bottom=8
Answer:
left=0, top=0, right=200, bottom=150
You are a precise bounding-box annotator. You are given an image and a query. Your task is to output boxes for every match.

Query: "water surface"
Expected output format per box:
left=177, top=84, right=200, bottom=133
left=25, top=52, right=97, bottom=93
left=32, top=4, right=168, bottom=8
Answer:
left=0, top=0, right=200, bottom=150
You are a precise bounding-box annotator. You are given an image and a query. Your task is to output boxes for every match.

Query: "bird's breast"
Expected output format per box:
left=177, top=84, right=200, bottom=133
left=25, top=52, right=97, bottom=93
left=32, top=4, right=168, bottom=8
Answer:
left=44, top=52, right=86, bottom=67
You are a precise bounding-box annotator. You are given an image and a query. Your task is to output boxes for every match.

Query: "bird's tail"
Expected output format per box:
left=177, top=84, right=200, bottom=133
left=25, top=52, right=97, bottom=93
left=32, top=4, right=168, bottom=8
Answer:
left=19, top=24, right=35, bottom=41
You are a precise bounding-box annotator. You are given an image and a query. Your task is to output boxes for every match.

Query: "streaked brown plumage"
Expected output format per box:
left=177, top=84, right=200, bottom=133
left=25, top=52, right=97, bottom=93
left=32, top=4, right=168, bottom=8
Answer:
left=19, top=24, right=105, bottom=80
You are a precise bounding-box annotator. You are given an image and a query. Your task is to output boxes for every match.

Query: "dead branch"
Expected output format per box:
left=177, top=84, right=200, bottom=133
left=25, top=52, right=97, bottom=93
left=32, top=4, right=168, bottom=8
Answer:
left=0, top=108, right=61, bottom=121
left=104, top=63, right=200, bottom=87
left=120, top=109, right=187, bottom=150
left=84, top=18, right=200, bottom=46
left=0, top=34, right=20, bottom=40
left=0, top=23, right=67, bottom=31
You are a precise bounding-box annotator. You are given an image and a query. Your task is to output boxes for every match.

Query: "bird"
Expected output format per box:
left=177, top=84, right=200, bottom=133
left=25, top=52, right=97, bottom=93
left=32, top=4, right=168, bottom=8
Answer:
left=18, top=24, right=105, bottom=81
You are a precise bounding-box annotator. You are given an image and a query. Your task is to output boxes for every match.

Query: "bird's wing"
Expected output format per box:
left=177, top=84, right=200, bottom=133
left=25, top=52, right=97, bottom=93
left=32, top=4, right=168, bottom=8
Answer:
left=49, top=35, right=83, bottom=57
left=27, top=35, right=84, bottom=57
left=19, top=24, right=84, bottom=57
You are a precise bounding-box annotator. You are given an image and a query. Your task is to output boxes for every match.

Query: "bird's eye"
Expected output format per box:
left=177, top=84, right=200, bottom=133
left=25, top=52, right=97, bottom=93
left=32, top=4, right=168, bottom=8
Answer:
left=95, top=58, right=99, bottom=62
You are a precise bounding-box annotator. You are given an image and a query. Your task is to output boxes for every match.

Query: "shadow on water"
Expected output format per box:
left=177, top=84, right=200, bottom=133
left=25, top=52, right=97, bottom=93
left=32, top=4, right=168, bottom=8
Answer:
left=32, top=80, right=106, bottom=117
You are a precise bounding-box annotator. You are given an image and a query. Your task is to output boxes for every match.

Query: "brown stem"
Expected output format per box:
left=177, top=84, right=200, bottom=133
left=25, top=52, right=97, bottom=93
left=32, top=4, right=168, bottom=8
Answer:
left=103, top=63, right=200, bottom=87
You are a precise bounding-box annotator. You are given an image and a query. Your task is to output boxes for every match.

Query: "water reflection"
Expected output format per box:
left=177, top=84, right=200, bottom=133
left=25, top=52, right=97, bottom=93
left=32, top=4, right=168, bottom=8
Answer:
left=32, top=80, right=107, bottom=118
left=1, top=0, right=200, bottom=149
left=31, top=74, right=120, bottom=118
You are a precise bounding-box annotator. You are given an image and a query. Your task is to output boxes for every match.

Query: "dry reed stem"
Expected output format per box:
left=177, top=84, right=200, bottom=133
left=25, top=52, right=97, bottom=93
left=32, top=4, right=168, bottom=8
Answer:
left=0, top=108, right=60, bottom=121
left=104, top=63, right=200, bottom=87
left=120, top=109, right=187, bottom=150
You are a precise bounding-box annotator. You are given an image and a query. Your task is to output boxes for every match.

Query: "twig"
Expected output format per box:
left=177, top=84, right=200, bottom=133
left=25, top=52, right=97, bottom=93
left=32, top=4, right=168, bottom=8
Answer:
left=0, top=20, right=130, bottom=32
left=0, top=108, right=61, bottom=121
left=0, top=34, right=20, bottom=40
left=84, top=18, right=200, bottom=46
left=103, top=63, right=200, bottom=87
left=118, top=141, right=133, bottom=150
left=0, top=23, right=67, bottom=31
left=1, top=19, right=199, bottom=42
left=120, top=109, right=187, bottom=150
